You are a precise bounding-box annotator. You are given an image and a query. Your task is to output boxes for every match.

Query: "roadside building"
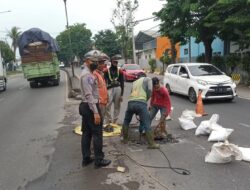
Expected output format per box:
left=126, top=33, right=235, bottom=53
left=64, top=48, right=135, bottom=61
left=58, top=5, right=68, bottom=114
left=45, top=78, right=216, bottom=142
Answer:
left=180, top=37, right=224, bottom=63
left=135, top=30, right=180, bottom=70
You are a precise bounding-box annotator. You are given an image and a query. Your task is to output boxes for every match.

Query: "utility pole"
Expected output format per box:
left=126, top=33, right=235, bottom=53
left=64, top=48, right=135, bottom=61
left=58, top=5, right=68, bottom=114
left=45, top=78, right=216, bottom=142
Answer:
left=63, top=0, right=74, bottom=77
left=129, top=6, right=136, bottom=64
left=129, top=16, right=156, bottom=64
left=0, top=10, right=11, bottom=14
left=131, top=27, right=136, bottom=64
left=188, top=36, right=192, bottom=62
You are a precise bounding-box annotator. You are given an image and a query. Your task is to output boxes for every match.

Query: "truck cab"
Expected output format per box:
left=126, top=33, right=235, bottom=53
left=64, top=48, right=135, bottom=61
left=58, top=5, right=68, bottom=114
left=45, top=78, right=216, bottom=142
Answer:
left=0, top=51, right=7, bottom=91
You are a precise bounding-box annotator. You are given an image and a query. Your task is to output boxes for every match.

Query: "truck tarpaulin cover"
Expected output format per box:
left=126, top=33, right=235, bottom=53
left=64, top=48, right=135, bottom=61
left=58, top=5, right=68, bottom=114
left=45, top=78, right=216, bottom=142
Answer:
left=18, top=28, right=59, bottom=56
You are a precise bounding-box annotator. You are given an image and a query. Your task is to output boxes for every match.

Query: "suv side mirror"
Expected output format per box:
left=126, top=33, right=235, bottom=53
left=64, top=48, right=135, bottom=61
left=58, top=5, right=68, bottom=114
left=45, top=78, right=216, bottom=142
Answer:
left=180, top=73, right=188, bottom=78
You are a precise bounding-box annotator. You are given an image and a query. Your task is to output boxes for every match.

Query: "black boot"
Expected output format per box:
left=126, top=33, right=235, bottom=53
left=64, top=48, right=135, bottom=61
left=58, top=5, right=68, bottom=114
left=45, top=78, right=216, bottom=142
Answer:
left=82, top=157, right=94, bottom=167
left=95, top=159, right=111, bottom=169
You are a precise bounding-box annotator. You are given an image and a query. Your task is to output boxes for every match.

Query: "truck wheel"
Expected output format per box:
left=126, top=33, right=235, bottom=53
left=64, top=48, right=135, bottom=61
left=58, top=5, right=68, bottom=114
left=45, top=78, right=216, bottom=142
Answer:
left=30, top=81, right=38, bottom=88
left=53, top=78, right=60, bottom=86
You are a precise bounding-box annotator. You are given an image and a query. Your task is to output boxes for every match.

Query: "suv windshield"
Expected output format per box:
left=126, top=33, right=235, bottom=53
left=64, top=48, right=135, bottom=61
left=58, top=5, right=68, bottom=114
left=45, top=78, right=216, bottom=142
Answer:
left=187, top=65, right=223, bottom=76
left=123, top=64, right=141, bottom=70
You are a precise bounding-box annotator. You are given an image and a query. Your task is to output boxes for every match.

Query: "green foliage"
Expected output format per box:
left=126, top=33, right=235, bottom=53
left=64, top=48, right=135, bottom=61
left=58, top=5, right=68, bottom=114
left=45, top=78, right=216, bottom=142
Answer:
left=196, top=54, right=205, bottom=63
left=56, top=23, right=92, bottom=63
left=225, top=54, right=241, bottom=73
left=148, top=58, right=156, bottom=73
left=154, top=0, right=189, bottom=45
left=211, top=55, right=226, bottom=72
left=241, top=53, right=250, bottom=72
left=160, top=54, right=171, bottom=65
left=0, top=40, right=15, bottom=63
left=206, top=0, right=250, bottom=50
left=93, top=30, right=121, bottom=57
left=160, top=52, right=171, bottom=74
left=155, top=0, right=222, bottom=63
left=154, top=0, right=190, bottom=63
left=6, top=26, right=21, bottom=61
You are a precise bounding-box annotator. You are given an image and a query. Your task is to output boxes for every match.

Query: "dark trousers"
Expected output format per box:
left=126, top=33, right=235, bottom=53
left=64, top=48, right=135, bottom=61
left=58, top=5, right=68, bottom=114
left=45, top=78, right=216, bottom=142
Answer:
left=123, top=101, right=152, bottom=132
left=79, top=102, right=104, bottom=163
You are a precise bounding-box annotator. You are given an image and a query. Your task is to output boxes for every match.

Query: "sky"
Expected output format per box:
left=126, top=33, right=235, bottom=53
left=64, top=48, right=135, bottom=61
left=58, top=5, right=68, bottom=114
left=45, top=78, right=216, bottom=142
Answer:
left=0, top=0, right=165, bottom=40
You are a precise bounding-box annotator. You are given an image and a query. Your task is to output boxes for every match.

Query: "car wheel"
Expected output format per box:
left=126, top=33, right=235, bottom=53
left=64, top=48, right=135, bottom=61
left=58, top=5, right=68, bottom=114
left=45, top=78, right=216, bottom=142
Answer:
left=188, top=88, right=197, bottom=103
left=165, top=84, right=172, bottom=95
left=2, top=80, right=6, bottom=91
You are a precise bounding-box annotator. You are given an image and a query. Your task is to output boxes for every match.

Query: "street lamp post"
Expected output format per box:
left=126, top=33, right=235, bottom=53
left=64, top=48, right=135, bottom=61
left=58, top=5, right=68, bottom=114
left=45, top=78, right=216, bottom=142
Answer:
left=0, top=10, right=11, bottom=14
left=63, top=0, right=75, bottom=77
left=129, top=16, right=156, bottom=64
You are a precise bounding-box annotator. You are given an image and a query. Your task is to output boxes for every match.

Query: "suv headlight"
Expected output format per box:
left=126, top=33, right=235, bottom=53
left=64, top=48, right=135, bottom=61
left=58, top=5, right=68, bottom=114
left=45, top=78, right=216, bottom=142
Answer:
left=197, top=79, right=208, bottom=86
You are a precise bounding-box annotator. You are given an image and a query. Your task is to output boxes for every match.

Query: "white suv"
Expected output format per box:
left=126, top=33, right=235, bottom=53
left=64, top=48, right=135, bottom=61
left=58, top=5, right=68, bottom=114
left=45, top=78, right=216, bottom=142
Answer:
left=163, top=63, right=237, bottom=103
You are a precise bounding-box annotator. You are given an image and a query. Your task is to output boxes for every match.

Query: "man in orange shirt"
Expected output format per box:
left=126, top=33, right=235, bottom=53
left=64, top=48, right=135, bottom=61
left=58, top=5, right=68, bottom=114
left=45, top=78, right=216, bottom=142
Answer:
left=93, top=56, right=109, bottom=120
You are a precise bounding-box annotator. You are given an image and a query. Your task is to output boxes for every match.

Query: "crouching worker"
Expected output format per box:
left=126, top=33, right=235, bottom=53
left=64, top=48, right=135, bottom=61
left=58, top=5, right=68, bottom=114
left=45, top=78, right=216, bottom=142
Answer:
left=122, top=77, right=160, bottom=149
left=149, top=77, right=172, bottom=138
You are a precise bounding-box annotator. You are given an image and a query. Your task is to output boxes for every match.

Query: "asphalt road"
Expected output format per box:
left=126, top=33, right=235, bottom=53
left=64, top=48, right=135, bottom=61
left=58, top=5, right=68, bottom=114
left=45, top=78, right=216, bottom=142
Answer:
left=2, top=68, right=250, bottom=190
left=0, top=72, right=66, bottom=190
left=69, top=68, right=250, bottom=190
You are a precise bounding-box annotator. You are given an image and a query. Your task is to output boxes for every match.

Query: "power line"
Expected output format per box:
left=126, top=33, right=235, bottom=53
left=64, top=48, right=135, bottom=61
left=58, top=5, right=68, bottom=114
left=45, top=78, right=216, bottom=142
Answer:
left=134, top=16, right=156, bottom=23
left=142, top=24, right=160, bottom=33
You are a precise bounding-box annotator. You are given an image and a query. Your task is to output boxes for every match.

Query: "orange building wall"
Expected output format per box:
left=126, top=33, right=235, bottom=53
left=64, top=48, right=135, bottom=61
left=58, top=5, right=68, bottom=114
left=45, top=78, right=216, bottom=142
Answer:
left=156, top=37, right=180, bottom=62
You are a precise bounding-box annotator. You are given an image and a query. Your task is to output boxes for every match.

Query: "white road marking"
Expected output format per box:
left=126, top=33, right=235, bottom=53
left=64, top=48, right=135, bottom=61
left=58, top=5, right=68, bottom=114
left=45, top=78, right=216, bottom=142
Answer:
left=239, top=123, right=250, bottom=128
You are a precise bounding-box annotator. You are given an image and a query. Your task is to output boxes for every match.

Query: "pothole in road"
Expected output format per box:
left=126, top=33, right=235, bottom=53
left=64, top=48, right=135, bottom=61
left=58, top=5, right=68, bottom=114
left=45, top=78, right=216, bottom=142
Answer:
left=128, top=127, right=180, bottom=145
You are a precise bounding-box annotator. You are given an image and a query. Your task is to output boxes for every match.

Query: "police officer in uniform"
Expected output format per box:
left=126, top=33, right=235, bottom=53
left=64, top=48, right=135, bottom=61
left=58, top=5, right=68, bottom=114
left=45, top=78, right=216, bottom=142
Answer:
left=79, top=50, right=111, bottom=168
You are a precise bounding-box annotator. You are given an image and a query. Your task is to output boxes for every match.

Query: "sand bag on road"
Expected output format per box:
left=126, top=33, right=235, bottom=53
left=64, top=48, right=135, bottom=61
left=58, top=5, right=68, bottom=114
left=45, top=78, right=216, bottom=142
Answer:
left=205, top=142, right=242, bottom=163
left=181, top=109, right=198, bottom=120
left=208, top=127, right=234, bottom=142
left=239, top=147, right=250, bottom=162
left=178, top=109, right=198, bottom=130
left=178, top=117, right=197, bottom=130
left=195, top=114, right=221, bottom=136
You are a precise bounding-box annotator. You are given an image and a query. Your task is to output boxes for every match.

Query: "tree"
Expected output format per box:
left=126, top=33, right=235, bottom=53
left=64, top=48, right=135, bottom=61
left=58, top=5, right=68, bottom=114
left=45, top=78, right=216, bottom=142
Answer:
left=0, top=40, right=15, bottom=64
left=160, top=50, right=171, bottom=74
left=188, top=0, right=219, bottom=63
left=148, top=58, right=156, bottom=73
left=6, top=26, right=21, bottom=62
left=155, top=0, right=218, bottom=63
left=111, top=0, right=138, bottom=62
left=93, top=29, right=121, bottom=57
left=56, top=23, right=92, bottom=64
left=154, top=0, right=190, bottom=63
left=205, top=0, right=250, bottom=52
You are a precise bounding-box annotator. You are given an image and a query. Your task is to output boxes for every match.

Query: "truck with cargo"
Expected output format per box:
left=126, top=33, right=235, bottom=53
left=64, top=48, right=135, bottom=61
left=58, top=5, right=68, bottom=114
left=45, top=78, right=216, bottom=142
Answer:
left=18, top=28, right=60, bottom=88
left=0, top=51, right=7, bottom=91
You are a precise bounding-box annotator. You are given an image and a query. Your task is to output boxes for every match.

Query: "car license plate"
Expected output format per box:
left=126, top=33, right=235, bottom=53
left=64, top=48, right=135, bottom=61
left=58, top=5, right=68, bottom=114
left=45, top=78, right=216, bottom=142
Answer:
left=216, top=87, right=224, bottom=93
